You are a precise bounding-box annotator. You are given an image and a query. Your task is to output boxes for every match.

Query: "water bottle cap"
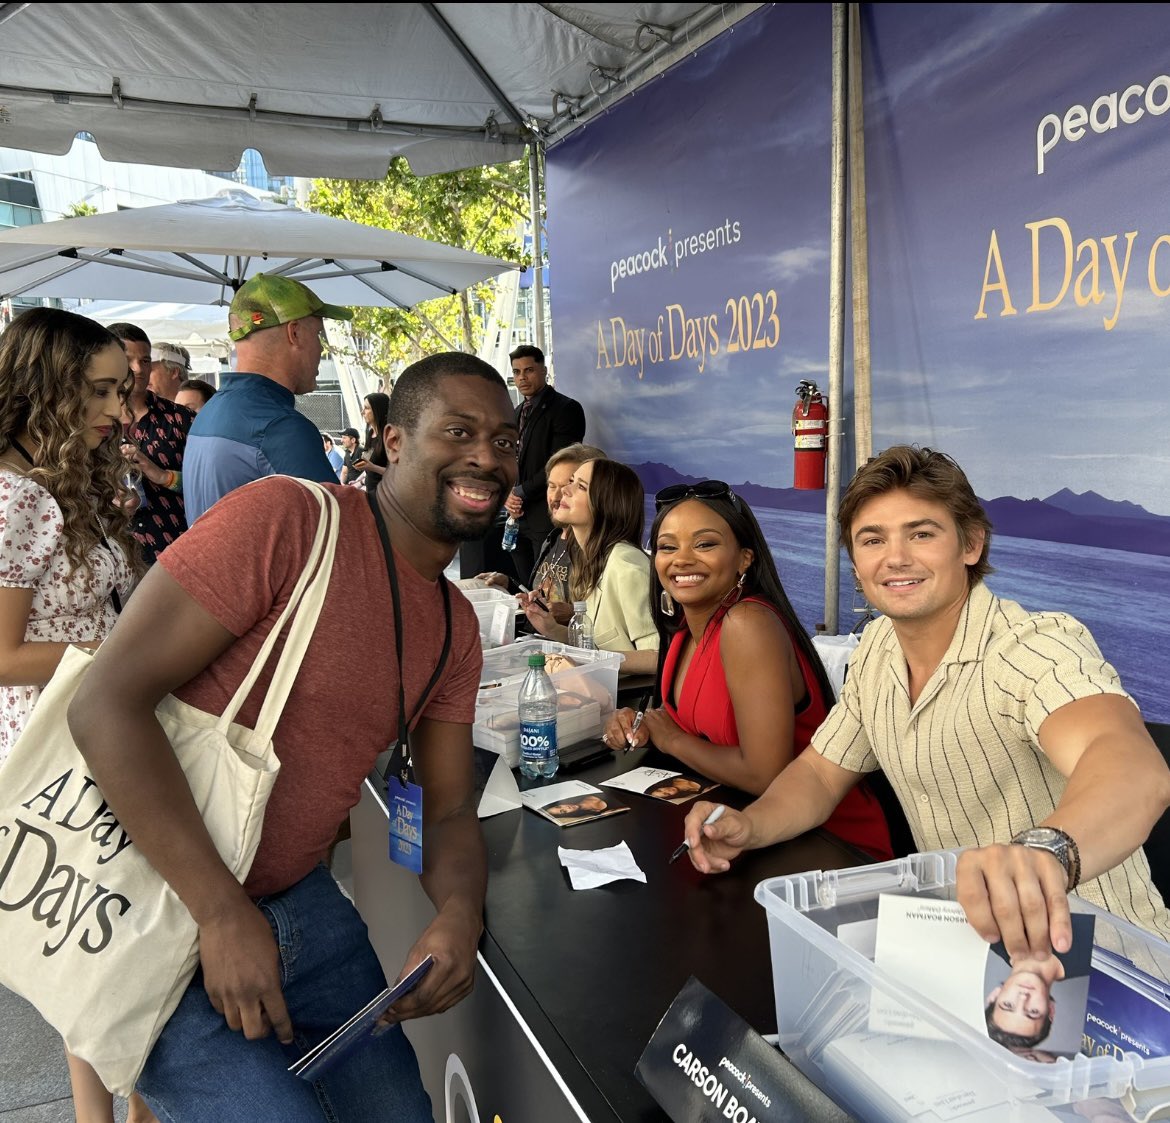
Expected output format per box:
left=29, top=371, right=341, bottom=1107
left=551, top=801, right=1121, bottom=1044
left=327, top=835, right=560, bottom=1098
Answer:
left=527, top=654, right=546, bottom=667
left=572, top=601, right=587, bottom=612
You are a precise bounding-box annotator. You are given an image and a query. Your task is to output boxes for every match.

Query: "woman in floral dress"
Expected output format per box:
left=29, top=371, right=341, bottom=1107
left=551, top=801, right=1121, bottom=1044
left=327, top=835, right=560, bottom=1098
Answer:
left=0, top=307, right=150, bottom=1122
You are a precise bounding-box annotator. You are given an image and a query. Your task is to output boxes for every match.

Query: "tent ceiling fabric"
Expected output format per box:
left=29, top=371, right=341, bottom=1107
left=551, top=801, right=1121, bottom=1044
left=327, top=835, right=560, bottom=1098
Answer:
left=0, top=2, right=752, bottom=177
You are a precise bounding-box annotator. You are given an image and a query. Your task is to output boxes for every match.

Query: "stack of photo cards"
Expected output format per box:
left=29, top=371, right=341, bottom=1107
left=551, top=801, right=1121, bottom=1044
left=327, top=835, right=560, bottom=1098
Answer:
left=288, top=955, right=434, bottom=1082
left=870, top=894, right=1095, bottom=1060
left=520, top=779, right=628, bottom=827
left=601, top=765, right=718, bottom=805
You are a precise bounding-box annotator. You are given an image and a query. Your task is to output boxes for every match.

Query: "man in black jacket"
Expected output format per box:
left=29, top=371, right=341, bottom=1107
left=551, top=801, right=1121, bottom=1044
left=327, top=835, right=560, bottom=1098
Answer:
left=503, top=345, right=587, bottom=579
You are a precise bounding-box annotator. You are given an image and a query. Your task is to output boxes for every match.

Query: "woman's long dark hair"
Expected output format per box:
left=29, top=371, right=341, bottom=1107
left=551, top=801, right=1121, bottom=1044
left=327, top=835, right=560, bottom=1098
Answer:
left=648, top=492, right=835, bottom=710
left=363, top=392, right=390, bottom=469
left=570, top=459, right=645, bottom=601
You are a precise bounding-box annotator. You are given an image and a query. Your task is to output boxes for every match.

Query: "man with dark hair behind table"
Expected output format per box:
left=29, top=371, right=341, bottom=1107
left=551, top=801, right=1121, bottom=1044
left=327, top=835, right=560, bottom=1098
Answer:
left=69, top=351, right=519, bottom=1122
left=685, top=445, right=1170, bottom=962
left=503, top=344, right=586, bottom=581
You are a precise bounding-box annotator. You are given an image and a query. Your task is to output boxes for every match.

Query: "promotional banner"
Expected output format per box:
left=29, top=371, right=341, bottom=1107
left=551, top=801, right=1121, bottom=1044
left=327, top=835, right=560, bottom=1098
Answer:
left=861, top=2, right=1170, bottom=719
left=545, top=3, right=855, bottom=633
left=546, top=2, right=1169, bottom=719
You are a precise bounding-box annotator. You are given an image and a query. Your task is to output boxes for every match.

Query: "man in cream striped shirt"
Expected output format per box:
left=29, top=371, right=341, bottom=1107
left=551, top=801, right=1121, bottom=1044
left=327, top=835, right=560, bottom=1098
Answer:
left=685, top=446, right=1170, bottom=963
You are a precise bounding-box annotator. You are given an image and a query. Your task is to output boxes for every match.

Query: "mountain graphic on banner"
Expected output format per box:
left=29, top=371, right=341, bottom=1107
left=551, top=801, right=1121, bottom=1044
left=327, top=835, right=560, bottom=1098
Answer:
left=632, top=465, right=1170, bottom=559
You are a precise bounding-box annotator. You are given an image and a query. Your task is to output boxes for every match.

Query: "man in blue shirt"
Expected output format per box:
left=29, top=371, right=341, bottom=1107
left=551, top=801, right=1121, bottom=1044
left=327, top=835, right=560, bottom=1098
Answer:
left=322, top=433, right=345, bottom=478
left=183, top=274, right=353, bottom=522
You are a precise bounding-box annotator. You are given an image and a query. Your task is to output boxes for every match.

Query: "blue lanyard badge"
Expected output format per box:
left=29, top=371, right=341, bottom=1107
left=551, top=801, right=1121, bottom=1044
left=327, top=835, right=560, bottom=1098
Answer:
left=388, top=775, right=424, bottom=874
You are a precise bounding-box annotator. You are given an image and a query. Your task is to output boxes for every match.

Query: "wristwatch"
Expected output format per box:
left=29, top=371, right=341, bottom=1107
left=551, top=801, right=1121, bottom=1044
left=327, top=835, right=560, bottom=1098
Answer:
left=1011, top=826, right=1082, bottom=892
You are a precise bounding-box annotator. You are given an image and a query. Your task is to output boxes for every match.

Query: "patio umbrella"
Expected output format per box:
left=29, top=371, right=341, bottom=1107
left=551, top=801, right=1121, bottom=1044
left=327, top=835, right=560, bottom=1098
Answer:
left=0, top=190, right=517, bottom=307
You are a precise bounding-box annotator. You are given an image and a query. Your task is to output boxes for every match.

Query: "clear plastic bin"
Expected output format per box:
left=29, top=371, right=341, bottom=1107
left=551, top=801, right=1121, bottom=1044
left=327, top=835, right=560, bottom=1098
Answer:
left=755, top=850, right=1170, bottom=1122
left=474, top=638, right=622, bottom=765
left=474, top=698, right=603, bottom=768
left=459, top=586, right=519, bottom=648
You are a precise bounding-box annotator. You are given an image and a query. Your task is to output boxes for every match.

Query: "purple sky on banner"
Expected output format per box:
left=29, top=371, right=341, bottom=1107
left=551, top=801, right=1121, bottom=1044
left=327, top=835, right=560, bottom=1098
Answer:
left=862, top=2, right=1170, bottom=514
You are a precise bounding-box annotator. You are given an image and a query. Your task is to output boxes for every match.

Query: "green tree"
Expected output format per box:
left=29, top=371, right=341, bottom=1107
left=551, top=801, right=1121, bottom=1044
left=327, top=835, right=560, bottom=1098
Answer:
left=63, top=201, right=99, bottom=218
left=311, top=155, right=532, bottom=378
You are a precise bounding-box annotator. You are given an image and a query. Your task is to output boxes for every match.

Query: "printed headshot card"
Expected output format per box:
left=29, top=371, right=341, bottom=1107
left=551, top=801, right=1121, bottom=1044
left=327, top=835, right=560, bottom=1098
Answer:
left=601, top=765, right=719, bottom=804
left=871, top=893, right=1094, bottom=1060
left=520, top=778, right=629, bottom=827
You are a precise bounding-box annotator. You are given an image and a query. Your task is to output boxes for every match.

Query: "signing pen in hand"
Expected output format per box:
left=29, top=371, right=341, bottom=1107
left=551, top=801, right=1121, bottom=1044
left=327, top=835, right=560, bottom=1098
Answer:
left=668, top=805, right=726, bottom=864
left=626, top=693, right=652, bottom=750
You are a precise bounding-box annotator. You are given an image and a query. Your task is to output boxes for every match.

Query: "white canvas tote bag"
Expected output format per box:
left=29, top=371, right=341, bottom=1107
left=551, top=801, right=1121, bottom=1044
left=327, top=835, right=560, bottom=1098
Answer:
left=0, top=479, right=339, bottom=1095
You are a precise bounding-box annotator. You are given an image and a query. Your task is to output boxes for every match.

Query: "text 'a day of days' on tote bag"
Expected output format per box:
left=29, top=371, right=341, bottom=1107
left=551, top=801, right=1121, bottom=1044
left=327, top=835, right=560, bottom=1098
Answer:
left=0, top=478, right=340, bottom=1096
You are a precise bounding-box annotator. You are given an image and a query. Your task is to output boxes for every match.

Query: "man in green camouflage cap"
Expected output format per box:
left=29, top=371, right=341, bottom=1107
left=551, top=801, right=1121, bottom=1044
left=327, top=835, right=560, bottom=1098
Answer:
left=227, top=273, right=352, bottom=343
left=183, top=274, right=354, bottom=521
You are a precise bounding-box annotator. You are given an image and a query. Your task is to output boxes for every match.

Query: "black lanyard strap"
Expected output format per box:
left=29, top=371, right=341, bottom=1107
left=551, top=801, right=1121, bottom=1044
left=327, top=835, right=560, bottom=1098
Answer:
left=366, top=491, right=452, bottom=784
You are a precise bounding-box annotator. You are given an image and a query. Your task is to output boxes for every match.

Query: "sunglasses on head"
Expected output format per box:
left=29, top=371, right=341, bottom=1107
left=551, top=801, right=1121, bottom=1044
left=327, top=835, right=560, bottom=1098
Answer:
left=654, top=480, right=739, bottom=512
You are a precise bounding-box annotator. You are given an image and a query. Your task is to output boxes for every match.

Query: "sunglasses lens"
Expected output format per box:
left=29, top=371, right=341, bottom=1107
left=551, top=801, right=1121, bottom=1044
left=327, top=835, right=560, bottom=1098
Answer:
left=655, top=481, right=735, bottom=510
left=655, top=484, right=687, bottom=506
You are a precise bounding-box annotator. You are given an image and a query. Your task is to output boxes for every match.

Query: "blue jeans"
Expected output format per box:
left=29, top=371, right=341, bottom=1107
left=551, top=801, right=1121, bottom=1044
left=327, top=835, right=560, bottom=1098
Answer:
left=138, top=866, right=433, bottom=1122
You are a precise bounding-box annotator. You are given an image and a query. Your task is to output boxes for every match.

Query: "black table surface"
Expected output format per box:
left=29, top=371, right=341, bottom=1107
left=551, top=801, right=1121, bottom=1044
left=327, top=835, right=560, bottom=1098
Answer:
left=476, top=744, right=868, bottom=1122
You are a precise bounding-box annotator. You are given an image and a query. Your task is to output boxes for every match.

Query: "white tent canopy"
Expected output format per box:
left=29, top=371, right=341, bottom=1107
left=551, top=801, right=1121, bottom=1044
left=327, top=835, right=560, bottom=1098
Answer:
left=0, top=3, right=753, bottom=176
left=0, top=190, right=516, bottom=305
left=80, top=300, right=231, bottom=369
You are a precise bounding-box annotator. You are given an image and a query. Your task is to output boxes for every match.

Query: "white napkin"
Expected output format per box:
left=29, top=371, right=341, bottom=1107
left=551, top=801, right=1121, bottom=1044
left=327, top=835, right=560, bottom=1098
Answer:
left=557, top=840, right=647, bottom=890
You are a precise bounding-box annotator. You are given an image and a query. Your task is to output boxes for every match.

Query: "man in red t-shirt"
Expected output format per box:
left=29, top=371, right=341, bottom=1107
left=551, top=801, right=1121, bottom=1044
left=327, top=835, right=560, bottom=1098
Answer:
left=71, top=353, right=519, bottom=1122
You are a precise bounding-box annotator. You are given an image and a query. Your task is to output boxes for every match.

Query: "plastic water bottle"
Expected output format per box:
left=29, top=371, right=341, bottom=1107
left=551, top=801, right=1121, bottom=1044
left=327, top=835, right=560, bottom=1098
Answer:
left=519, top=653, right=558, bottom=779
left=567, top=601, right=596, bottom=650
left=123, top=470, right=148, bottom=509
left=501, top=515, right=520, bottom=552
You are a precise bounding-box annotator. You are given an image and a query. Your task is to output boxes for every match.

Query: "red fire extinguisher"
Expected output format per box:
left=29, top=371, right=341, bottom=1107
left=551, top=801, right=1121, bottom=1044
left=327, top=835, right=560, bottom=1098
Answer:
left=792, top=380, right=828, bottom=490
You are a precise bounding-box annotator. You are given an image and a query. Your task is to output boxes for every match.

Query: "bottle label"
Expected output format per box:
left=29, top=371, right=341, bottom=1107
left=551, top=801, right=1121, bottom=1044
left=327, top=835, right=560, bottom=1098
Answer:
left=520, top=719, right=557, bottom=761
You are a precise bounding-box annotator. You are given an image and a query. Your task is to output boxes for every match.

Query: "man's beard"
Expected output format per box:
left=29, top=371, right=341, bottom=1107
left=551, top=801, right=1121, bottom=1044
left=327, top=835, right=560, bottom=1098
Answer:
left=429, top=482, right=505, bottom=542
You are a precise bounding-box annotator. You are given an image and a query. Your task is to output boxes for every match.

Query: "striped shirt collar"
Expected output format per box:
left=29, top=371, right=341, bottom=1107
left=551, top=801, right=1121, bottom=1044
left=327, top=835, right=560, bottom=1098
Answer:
left=873, top=579, right=998, bottom=668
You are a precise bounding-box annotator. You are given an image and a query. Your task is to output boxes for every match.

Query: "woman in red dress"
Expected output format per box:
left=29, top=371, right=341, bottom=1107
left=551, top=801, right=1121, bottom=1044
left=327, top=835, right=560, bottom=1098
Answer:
left=603, top=481, right=892, bottom=860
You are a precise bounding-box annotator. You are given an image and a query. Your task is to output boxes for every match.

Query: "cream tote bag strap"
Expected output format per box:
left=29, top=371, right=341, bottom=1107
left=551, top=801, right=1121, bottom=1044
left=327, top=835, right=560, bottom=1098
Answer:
left=217, top=478, right=340, bottom=748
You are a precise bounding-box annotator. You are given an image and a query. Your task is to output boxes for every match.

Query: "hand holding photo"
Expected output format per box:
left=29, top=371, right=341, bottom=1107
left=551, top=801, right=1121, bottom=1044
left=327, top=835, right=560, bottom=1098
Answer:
left=870, top=894, right=1095, bottom=1059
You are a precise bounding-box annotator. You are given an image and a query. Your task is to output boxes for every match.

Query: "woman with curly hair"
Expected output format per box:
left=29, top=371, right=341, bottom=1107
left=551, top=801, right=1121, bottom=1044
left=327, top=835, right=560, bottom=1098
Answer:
left=0, top=307, right=149, bottom=1123
left=522, top=458, right=658, bottom=675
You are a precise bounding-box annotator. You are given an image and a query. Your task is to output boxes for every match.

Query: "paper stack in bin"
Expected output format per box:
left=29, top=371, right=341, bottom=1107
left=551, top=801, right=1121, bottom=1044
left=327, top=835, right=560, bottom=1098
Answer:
left=474, top=638, right=621, bottom=767
left=754, top=851, right=1170, bottom=1123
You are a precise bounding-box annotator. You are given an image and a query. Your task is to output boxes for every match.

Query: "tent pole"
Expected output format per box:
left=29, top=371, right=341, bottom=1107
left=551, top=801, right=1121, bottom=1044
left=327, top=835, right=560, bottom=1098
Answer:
left=823, top=3, right=847, bottom=636
left=527, top=142, right=547, bottom=355
left=849, top=2, right=872, bottom=465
